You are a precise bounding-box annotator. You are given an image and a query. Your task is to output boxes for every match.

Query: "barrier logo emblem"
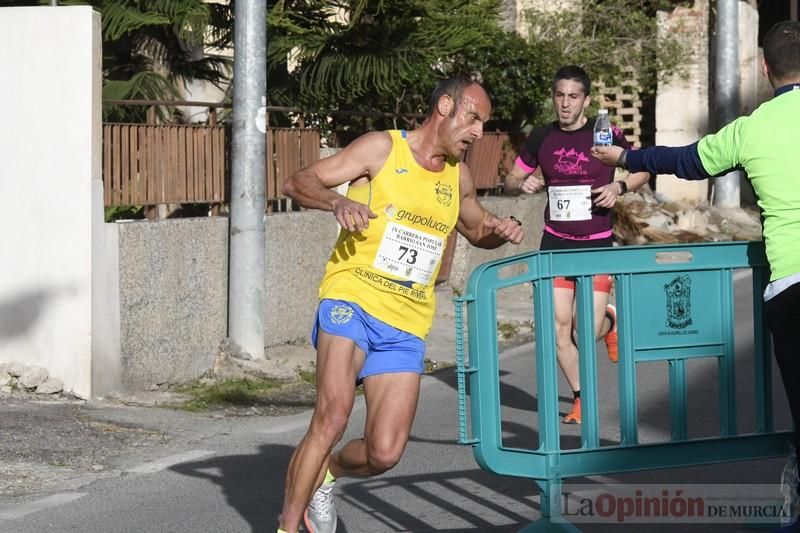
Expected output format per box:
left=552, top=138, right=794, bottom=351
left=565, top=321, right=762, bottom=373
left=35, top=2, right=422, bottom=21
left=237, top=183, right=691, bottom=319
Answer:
left=330, top=304, right=354, bottom=325
left=664, top=274, right=693, bottom=329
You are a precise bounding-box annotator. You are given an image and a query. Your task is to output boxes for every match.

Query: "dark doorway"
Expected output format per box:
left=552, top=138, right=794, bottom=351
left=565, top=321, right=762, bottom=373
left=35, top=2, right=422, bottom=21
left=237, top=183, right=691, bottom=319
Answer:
left=758, top=0, right=799, bottom=45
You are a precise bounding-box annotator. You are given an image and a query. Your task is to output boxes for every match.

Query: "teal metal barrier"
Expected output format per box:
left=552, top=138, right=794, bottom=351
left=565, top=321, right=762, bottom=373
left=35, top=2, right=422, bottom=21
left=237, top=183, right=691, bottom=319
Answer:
left=454, top=241, right=791, bottom=531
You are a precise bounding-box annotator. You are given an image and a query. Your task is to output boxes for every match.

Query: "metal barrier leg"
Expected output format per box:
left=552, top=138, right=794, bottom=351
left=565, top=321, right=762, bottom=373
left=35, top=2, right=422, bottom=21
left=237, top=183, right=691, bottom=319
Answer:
left=516, top=480, right=581, bottom=532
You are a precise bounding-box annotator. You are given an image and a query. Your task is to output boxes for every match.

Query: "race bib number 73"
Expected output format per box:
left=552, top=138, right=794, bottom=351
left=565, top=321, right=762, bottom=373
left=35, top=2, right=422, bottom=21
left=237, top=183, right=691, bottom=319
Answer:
left=373, top=222, right=444, bottom=285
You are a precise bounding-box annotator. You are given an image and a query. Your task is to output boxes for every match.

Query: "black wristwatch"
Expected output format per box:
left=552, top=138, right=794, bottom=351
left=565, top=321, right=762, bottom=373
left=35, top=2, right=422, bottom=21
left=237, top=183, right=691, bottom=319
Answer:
left=617, top=181, right=628, bottom=195
left=618, top=149, right=629, bottom=169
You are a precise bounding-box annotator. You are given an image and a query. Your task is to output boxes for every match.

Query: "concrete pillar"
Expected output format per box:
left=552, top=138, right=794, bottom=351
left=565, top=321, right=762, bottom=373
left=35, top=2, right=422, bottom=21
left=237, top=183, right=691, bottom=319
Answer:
left=0, top=6, right=106, bottom=398
left=654, top=0, right=761, bottom=204
left=654, top=1, right=710, bottom=203
left=739, top=1, right=761, bottom=116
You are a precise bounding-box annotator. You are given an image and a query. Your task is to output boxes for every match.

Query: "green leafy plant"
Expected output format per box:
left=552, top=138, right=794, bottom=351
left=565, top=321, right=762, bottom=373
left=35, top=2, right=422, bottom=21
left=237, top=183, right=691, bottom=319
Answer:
left=174, top=378, right=283, bottom=411
left=267, top=0, right=506, bottom=134
left=521, top=0, right=691, bottom=96
left=39, top=0, right=235, bottom=122
left=104, top=205, right=145, bottom=222
left=450, top=28, right=556, bottom=131
left=296, top=367, right=316, bottom=386
left=12, top=0, right=691, bottom=135
left=497, top=321, right=520, bottom=339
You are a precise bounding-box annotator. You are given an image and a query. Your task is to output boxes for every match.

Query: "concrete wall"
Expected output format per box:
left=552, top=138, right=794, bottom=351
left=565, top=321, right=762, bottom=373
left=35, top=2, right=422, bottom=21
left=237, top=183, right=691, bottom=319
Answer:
left=105, top=199, right=544, bottom=391
left=739, top=1, right=761, bottom=117
left=115, top=218, right=229, bottom=389
left=738, top=1, right=764, bottom=206
left=0, top=7, right=102, bottom=398
left=264, top=211, right=338, bottom=346
left=108, top=212, right=335, bottom=389
left=92, top=224, right=121, bottom=397
left=448, top=195, right=547, bottom=290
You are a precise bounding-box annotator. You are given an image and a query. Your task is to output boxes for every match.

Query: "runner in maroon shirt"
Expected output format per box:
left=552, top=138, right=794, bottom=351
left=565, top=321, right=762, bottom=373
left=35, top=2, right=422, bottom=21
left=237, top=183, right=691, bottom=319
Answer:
left=504, top=65, right=650, bottom=424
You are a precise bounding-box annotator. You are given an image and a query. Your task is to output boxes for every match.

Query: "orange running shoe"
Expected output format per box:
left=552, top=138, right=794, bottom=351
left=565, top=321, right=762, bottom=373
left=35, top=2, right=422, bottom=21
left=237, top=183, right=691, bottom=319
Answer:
left=563, top=397, right=581, bottom=424
left=604, top=304, right=619, bottom=363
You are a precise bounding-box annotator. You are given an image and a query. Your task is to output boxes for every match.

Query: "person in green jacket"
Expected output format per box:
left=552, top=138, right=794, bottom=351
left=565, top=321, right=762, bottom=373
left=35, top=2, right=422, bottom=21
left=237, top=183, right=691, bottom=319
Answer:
left=591, top=20, right=800, bottom=532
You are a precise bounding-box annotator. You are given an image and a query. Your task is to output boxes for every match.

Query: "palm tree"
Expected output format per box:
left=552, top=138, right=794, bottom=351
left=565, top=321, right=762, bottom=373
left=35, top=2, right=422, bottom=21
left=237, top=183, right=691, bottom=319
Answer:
left=267, top=0, right=504, bottom=131
left=96, top=0, right=234, bottom=122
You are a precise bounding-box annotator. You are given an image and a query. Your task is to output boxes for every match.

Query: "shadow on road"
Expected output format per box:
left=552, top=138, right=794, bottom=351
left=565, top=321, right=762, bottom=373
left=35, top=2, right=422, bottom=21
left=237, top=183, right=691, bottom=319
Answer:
left=169, top=441, right=537, bottom=532
left=171, top=443, right=294, bottom=532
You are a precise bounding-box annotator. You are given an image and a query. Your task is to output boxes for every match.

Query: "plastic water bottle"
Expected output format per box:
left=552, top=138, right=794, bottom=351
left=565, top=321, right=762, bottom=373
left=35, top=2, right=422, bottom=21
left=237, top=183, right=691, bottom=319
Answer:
left=593, top=109, right=613, bottom=146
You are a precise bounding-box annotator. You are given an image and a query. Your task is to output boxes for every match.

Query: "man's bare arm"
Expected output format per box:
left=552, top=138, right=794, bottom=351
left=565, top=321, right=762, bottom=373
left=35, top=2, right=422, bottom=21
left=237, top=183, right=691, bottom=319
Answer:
left=283, top=131, right=391, bottom=231
left=502, top=166, right=528, bottom=196
left=456, top=163, right=524, bottom=249
left=503, top=165, right=545, bottom=196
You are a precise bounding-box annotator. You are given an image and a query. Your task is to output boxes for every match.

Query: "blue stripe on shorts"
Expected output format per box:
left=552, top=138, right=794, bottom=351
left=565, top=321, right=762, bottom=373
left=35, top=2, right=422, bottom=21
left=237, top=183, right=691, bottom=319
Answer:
left=311, top=299, right=426, bottom=380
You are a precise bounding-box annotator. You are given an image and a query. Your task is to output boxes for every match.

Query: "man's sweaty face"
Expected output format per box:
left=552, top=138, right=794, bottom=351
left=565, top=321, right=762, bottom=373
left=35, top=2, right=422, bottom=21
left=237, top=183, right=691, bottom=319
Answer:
left=448, top=85, right=491, bottom=157
left=552, top=78, right=589, bottom=130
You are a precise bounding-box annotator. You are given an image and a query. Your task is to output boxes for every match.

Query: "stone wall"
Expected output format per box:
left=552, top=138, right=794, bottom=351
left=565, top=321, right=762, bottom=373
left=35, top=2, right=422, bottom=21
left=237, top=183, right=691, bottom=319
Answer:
left=111, top=211, right=337, bottom=390
left=108, top=196, right=546, bottom=392
left=116, top=218, right=228, bottom=389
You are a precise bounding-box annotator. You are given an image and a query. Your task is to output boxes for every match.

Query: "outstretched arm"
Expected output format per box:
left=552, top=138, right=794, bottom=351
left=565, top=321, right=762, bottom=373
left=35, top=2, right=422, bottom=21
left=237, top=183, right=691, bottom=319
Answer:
left=456, top=163, right=524, bottom=249
left=594, top=118, right=746, bottom=179
left=590, top=143, right=714, bottom=180
left=283, top=131, right=390, bottom=231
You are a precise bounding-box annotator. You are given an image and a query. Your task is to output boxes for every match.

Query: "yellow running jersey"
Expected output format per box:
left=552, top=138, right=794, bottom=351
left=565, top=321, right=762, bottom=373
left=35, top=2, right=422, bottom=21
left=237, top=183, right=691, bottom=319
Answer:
left=318, top=130, right=460, bottom=338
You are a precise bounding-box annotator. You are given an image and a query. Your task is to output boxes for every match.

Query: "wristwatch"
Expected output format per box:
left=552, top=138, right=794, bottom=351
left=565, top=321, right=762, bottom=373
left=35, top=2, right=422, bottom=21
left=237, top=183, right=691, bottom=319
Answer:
left=617, top=181, right=628, bottom=195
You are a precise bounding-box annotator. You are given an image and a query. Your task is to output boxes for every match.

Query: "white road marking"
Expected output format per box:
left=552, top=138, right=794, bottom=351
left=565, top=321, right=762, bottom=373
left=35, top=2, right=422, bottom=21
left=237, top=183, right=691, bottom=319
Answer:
left=261, top=412, right=312, bottom=434
left=0, top=492, right=86, bottom=520
left=261, top=395, right=367, bottom=435
left=126, top=449, right=215, bottom=474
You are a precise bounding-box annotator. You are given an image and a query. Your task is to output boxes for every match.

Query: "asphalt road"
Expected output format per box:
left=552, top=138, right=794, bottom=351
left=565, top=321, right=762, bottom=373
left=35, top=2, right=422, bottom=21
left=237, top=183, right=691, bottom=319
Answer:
left=0, top=272, right=793, bottom=532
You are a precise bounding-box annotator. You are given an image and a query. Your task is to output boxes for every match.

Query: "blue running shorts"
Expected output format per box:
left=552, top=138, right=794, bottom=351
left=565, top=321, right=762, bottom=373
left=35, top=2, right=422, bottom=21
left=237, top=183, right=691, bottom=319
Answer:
left=311, top=299, right=426, bottom=380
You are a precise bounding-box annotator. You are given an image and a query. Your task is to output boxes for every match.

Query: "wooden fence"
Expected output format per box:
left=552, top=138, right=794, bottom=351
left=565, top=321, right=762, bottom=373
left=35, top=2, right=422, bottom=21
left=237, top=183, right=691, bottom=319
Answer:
left=104, top=124, right=644, bottom=206
left=102, top=125, right=523, bottom=209
left=463, top=132, right=527, bottom=191
left=103, top=124, right=227, bottom=206
left=596, top=78, right=644, bottom=148
left=101, top=87, right=645, bottom=209
left=102, top=123, right=319, bottom=209
left=266, top=128, right=321, bottom=207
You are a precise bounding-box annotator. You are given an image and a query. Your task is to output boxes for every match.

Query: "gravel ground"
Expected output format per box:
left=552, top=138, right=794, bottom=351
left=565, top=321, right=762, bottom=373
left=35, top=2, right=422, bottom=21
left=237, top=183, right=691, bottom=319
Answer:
left=0, top=392, right=167, bottom=498
left=0, top=381, right=318, bottom=501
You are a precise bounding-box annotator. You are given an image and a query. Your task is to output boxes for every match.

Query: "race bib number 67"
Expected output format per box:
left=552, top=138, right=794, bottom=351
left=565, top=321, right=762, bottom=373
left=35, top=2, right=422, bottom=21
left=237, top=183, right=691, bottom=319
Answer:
left=548, top=185, right=592, bottom=221
left=373, top=222, right=445, bottom=285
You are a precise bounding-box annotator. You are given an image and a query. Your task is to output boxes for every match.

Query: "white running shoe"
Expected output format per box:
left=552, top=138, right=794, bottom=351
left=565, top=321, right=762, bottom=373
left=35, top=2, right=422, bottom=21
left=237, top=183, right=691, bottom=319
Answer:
left=304, top=480, right=337, bottom=533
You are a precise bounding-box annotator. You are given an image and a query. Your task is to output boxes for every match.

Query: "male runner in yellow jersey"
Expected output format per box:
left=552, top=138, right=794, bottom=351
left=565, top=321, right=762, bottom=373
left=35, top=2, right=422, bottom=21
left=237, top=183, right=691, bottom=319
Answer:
left=277, top=75, right=524, bottom=533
